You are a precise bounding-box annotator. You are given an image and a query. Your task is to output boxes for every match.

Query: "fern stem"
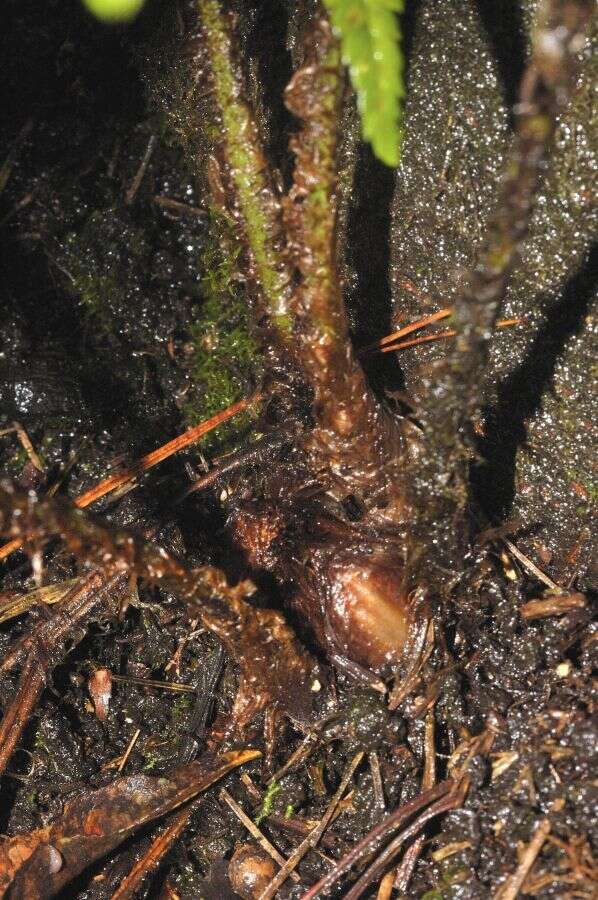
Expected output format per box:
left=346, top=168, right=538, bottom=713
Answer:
left=196, top=0, right=293, bottom=340
left=284, top=14, right=405, bottom=508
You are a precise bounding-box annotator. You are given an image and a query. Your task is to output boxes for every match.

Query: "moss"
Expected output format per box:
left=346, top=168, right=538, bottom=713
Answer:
left=183, top=212, right=261, bottom=451
left=421, top=868, right=470, bottom=899
left=254, top=779, right=281, bottom=825
left=170, top=695, right=193, bottom=723
left=60, top=212, right=147, bottom=335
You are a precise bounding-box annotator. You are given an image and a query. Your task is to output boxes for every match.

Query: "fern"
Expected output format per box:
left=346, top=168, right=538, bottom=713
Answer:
left=323, top=0, right=405, bottom=167
left=82, top=0, right=145, bottom=22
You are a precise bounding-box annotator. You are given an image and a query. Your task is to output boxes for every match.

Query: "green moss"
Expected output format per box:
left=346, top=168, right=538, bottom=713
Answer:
left=184, top=213, right=261, bottom=450
left=254, top=779, right=281, bottom=825
left=60, top=215, right=137, bottom=334
left=170, top=695, right=193, bottom=723
left=421, top=868, right=470, bottom=899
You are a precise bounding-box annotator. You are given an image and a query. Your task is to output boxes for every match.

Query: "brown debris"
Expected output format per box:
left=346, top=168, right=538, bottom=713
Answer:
left=0, top=749, right=260, bottom=899
left=493, top=818, right=551, bottom=900
left=300, top=779, right=461, bottom=900
left=520, top=592, right=586, bottom=620
left=87, top=668, right=112, bottom=722
left=0, top=483, right=316, bottom=730
left=0, top=571, right=128, bottom=777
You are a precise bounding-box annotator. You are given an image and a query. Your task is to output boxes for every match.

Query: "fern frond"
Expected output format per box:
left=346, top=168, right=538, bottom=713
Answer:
left=323, top=0, right=405, bottom=167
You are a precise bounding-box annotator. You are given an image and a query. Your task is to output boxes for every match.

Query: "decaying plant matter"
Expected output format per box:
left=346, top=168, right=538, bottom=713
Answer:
left=0, top=0, right=595, bottom=896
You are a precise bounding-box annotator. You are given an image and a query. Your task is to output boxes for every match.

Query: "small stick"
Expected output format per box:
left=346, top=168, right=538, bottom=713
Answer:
left=493, top=818, right=551, bottom=900
left=379, top=317, right=522, bottom=354
left=0, top=394, right=259, bottom=562
left=343, top=785, right=467, bottom=900
left=0, top=573, right=129, bottom=776
left=117, top=727, right=141, bottom=774
left=125, top=134, right=158, bottom=205
left=0, top=656, right=45, bottom=776
left=0, top=578, right=78, bottom=625
left=361, top=308, right=451, bottom=353
left=153, top=196, right=207, bottom=219
left=300, top=780, right=455, bottom=900
left=503, top=538, right=560, bottom=591
left=110, top=674, right=198, bottom=693
left=12, top=421, right=45, bottom=471
left=369, top=751, right=385, bottom=811
left=176, top=644, right=224, bottom=764
left=220, top=787, right=301, bottom=883
left=267, top=731, right=319, bottom=784
left=393, top=707, right=436, bottom=892
left=178, top=430, right=291, bottom=501
left=0, top=118, right=34, bottom=195
left=376, top=870, right=395, bottom=900
left=520, top=593, right=586, bottom=620
left=259, top=750, right=365, bottom=899
left=110, top=802, right=199, bottom=900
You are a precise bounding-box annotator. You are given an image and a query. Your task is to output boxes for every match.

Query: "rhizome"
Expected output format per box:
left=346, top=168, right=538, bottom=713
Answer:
left=0, top=1, right=595, bottom=898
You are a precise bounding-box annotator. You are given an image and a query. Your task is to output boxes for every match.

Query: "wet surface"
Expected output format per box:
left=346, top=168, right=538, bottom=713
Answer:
left=0, top=1, right=596, bottom=898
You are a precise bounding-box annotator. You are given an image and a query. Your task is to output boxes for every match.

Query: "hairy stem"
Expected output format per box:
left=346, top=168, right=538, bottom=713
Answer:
left=284, top=13, right=406, bottom=509
left=412, top=0, right=594, bottom=569
left=195, top=0, right=293, bottom=340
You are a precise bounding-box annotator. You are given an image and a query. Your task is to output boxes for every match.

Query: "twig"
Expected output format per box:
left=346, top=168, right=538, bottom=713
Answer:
left=153, top=196, right=206, bottom=219
left=0, top=656, right=45, bottom=776
left=125, top=133, right=158, bottom=205
left=176, top=644, right=224, bottom=764
left=240, top=772, right=343, bottom=853
left=220, top=787, right=301, bottom=883
left=0, top=571, right=120, bottom=677
left=376, top=870, right=395, bottom=900
left=117, top=727, right=141, bottom=774
left=0, top=394, right=259, bottom=562
left=362, top=308, right=451, bottom=352
left=259, top=750, right=364, bottom=899
left=493, top=818, right=551, bottom=900
left=343, top=782, right=468, bottom=900
left=267, top=730, right=319, bottom=784
left=504, top=538, right=560, bottom=591
left=299, top=780, right=455, bottom=900
left=0, top=118, right=34, bottom=195
left=392, top=707, right=437, bottom=892
left=520, top=593, right=586, bottom=620
left=178, top=430, right=292, bottom=501
left=0, top=578, right=78, bottom=625
left=110, top=674, right=197, bottom=693
left=388, top=617, right=433, bottom=710
left=369, top=751, right=386, bottom=811
left=0, top=572, right=129, bottom=776
left=110, top=803, right=195, bottom=900
left=12, top=421, right=44, bottom=471
left=379, top=317, right=522, bottom=355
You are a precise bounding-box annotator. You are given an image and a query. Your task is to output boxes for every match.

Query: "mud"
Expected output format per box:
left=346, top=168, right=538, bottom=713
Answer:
left=0, top=1, right=596, bottom=898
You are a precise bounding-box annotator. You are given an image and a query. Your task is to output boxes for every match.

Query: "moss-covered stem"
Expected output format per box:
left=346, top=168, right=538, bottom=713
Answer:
left=284, top=14, right=405, bottom=508
left=196, top=0, right=293, bottom=340
left=446, top=0, right=594, bottom=419
left=412, top=0, right=594, bottom=570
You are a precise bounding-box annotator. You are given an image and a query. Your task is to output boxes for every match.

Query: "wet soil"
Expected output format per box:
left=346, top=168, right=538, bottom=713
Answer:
left=0, top=1, right=596, bottom=898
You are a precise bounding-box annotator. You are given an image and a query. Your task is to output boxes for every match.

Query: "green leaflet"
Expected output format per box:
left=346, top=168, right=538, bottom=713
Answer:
left=82, top=0, right=146, bottom=22
left=323, top=0, right=405, bottom=167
